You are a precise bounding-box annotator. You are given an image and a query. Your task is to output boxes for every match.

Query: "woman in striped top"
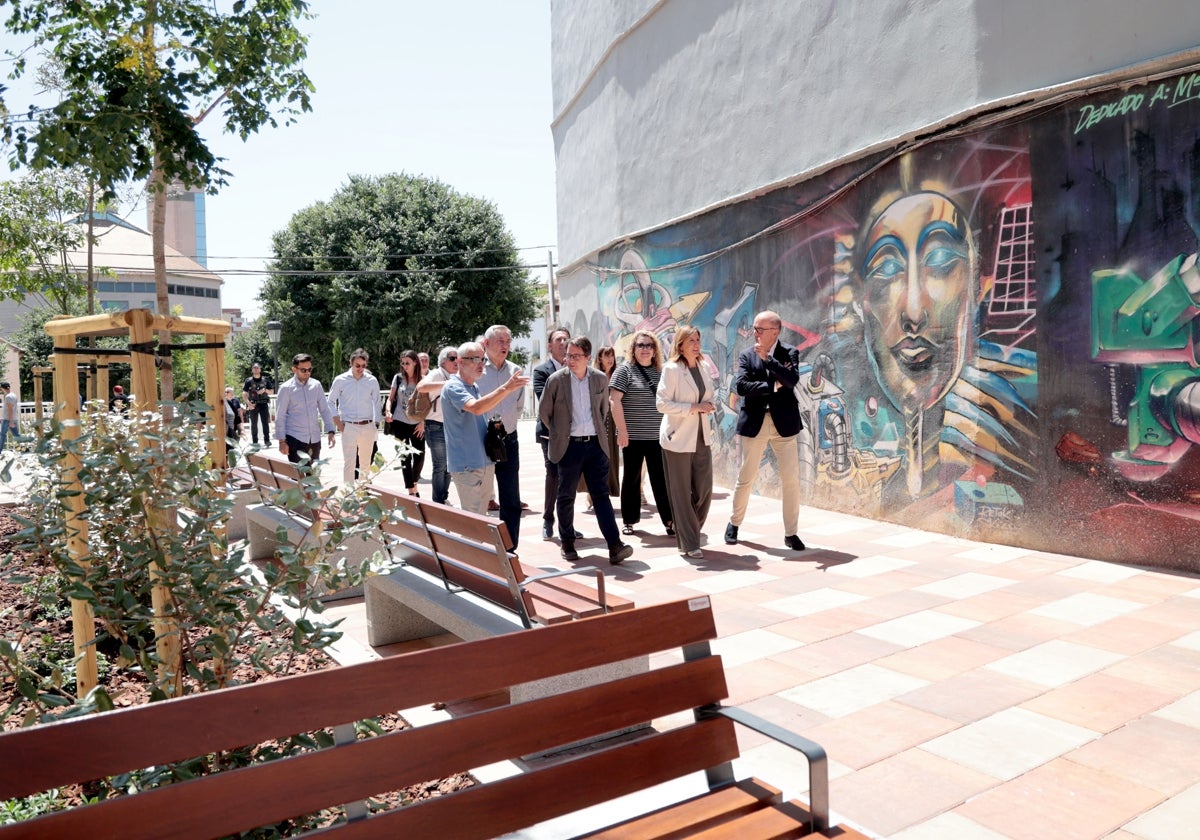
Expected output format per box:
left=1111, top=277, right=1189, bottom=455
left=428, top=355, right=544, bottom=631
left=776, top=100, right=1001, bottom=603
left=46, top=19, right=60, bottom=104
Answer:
left=610, top=330, right=674, bottom=537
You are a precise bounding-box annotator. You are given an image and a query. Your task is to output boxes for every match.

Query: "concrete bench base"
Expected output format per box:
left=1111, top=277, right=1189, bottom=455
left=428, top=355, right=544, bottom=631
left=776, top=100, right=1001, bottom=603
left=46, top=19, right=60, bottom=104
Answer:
left=365, top=567, right=648, bottom=705
left=245, top=503, right=383, bottom=602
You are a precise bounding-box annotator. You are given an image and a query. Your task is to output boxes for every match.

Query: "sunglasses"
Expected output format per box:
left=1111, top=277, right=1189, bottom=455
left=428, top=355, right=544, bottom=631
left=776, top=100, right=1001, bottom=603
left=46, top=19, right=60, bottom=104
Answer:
left=446, top=356, right=458, bottom=361
left=634, top=342, right=655, bottom=349
left=296, top=367, right=312, bottom=373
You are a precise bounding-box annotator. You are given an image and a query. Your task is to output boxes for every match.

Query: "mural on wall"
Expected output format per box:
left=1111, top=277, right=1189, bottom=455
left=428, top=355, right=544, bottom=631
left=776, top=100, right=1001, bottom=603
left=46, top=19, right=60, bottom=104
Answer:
left=560, top=67, right=1200, bottom=565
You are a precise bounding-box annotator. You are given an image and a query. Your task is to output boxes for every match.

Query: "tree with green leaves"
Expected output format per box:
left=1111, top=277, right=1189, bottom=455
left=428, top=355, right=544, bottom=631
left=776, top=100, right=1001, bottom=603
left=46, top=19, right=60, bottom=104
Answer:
left=261, top=173, right=543, bottom=369
left=0, top=168, right=90, bottom=313
left=1, top=0, right=314, bottom=400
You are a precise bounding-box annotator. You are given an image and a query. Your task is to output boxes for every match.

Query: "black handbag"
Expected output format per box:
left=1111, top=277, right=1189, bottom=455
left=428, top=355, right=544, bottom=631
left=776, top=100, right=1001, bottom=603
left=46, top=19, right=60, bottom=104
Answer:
left=485, top=419, right=508, bottom=462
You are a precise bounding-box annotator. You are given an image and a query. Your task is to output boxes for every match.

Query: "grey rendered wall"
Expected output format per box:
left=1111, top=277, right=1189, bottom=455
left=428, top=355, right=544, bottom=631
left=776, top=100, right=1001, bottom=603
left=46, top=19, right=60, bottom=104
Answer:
left=551, top=0, right=1200, bottom=268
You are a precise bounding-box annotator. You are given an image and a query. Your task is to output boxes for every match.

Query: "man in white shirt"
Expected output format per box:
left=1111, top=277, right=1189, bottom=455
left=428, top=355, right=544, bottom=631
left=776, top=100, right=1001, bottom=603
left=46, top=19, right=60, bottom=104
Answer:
left=326, top=348, right=382, bottom=484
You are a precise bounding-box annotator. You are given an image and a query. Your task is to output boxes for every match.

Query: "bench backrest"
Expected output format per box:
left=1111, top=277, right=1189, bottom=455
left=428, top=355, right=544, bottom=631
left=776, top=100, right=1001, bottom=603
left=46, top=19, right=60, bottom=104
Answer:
left=246, top=451, right=338, bottom=525
left=0, top=598, right=738, bottom=840
left=375, top=488, right=531, bottom=618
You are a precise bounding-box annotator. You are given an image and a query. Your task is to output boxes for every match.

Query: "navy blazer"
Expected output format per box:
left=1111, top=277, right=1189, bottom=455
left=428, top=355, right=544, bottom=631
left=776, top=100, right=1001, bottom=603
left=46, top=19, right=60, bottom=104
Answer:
left=733, top=341, right=803, bottom=438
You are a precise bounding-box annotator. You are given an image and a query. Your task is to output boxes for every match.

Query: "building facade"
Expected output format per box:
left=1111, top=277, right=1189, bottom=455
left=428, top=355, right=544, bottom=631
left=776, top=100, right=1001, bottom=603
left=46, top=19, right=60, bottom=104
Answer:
left=551, top=1, right=1200, bottom=567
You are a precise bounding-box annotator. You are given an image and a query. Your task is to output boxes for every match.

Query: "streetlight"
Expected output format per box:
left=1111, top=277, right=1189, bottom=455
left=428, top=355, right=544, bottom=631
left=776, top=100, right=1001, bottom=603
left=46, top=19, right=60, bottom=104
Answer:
left=266, top=320, right=282, bottom=389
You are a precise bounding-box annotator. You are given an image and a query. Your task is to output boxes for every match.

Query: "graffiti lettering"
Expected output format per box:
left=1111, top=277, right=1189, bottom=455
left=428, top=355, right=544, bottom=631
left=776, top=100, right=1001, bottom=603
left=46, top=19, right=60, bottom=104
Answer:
left=1170, top=72, right=1200, bottom=108
left=1149, top=83, right=1169, bottom=106
left=1074, top=93, right=1145, bottom=134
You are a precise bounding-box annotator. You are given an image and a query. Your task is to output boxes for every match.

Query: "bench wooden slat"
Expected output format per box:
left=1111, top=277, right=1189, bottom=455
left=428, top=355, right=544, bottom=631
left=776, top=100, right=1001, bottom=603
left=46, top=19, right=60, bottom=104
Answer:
left=0, top=599, right=717, bottom=801
left=415, top=502, right=514, bottom=550
left=580, top=778, right=786, bottom=839
left=310, top=718, right=741, bottom=840
left=5, top=659, right=730, bottom=840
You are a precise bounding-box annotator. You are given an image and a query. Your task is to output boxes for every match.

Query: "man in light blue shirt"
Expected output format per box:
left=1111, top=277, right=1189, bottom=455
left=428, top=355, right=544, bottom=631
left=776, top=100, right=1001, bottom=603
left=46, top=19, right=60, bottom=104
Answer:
left=274, top=353, right=335, bottom=465
left=327, top=348, right=382, bottom=484
left=442, top=340, right=529, bottom=516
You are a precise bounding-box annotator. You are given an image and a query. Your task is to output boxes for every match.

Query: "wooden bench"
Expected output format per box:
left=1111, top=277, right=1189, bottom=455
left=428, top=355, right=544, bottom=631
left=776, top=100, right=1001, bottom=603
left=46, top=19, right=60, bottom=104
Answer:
left=0, top=597, right=866, bottom=840
left=242, top=451, right=383, bottom=599
left=367, top=487, right=634, bottom=641
left=366, top=487, right=640, bottom=702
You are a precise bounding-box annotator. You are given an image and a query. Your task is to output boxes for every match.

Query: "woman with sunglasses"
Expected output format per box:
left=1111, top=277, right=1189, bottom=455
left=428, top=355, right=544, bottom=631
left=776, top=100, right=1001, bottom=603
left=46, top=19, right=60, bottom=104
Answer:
left=610, top=331, right=674, bottom=538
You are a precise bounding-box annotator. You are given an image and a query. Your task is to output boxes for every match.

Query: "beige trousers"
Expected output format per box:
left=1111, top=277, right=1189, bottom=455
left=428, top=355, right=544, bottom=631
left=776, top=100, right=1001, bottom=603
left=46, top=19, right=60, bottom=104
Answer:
left=730, top=412, right=800, bottom=536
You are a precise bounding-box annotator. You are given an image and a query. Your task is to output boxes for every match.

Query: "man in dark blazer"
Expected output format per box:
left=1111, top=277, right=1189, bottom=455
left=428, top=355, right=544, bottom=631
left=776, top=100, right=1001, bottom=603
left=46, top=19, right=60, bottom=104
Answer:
left=725, top=310, right=806, bottom=551
left=533, top=325, right=581, bottom=542
left=538, top=336, right=633, bottom=565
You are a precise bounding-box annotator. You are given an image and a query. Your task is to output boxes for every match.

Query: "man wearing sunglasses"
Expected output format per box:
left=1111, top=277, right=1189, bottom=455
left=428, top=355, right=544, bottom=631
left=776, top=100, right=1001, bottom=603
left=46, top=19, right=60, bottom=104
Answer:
left=442, top=340, right=530, bottom=516
left=275, top=353, right=336, bottom=465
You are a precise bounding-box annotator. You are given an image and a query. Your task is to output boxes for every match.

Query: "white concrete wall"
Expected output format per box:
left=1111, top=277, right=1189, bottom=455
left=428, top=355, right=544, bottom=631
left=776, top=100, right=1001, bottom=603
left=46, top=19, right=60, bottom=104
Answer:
left=551, top=0, right=1200, bottom=268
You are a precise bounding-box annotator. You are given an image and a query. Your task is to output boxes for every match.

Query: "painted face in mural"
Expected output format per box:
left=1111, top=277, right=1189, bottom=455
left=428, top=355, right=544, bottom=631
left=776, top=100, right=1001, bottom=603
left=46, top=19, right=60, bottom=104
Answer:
left=860, top=191, right=976, bottom=413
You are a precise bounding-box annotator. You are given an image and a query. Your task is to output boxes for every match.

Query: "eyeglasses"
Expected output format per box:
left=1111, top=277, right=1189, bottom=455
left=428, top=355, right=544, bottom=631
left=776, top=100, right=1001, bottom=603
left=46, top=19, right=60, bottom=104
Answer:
left=446, top=355, right=458, bottom=361
left=752, top=326, right=779, bottom=334
left=567, top=353, right=589, bottom=360
left=634, top=342, right=655, bottom=349
left=459, top=355, right=484, bottom=363
left=296, top=367, right=312, bottom=373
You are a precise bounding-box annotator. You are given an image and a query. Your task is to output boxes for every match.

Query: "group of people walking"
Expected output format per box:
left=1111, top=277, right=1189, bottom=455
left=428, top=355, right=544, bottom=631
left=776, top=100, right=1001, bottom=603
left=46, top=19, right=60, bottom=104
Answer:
left=534, top=309, right=806, bottom=562
left=233, top=308, right=807, bottom=566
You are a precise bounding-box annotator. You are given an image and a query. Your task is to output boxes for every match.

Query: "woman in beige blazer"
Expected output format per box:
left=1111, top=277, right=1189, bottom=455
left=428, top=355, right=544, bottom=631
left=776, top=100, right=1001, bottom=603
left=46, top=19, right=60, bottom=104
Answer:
left=656, top=325, right=716, bottom=559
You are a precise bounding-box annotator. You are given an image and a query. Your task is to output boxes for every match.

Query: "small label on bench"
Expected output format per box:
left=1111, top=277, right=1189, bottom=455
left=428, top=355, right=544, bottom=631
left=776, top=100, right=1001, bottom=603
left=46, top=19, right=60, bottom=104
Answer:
left=687, top=596, right=710, bottom=611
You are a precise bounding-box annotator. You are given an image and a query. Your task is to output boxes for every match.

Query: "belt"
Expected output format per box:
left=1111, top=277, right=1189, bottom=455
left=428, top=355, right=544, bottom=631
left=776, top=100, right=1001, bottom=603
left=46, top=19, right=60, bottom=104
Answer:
left=569, top=435, right=596, bottom=442
left=345, top=420, right=373, bottom=425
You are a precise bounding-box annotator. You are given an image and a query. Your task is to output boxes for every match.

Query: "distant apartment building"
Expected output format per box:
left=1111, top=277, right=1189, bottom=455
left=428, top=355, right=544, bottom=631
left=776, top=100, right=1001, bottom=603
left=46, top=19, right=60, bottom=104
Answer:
left=0, top=185, right=221, bottom=340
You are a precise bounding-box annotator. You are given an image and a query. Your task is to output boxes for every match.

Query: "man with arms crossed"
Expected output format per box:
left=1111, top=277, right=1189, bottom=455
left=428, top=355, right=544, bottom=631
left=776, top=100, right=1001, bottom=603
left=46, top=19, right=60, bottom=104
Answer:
left=725, top=310, right=806, bottom=551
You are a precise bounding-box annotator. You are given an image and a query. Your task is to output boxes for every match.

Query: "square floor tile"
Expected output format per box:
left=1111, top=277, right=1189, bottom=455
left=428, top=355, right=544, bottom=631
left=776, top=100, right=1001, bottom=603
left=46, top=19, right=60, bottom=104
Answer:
left=890, top=811, right=1011, bottom=839
left=778, top=663, right=929, bottom=718
left=711, top=627, right=804, bottom=667
left=1153, top=689, right=1200, bottom=727
left=897, top=669, right=1044, bottom=724
left=985, top=639, right=1124, bottom=687
left=1021, top=672, right=1178, bottom=732
left=1124, top=780, right=1200, bottom=840
left=802, top=519, right=875, bottom=536
left=953, top=545, right=1034, bottom=563
left=922, top=707, right=1099, bottom=780
left=1029, top=592, right=1143, bottom=626
left=1069, top=716, right=1200, bottom=796
left=916, top=572, right=1017, bottom=599
left=857, top=610, right=981, bottom=649
left=1057, top=560, right=1144, bottom=582
left=826, top=554, right=917, bottom=578
left=762, top=587, right=869, bottom=617
left=682, top=569, right=777, bottom=594
left=1173, top=630, right=1200, bottom=651
left=870, top=529, right=947, bottom=548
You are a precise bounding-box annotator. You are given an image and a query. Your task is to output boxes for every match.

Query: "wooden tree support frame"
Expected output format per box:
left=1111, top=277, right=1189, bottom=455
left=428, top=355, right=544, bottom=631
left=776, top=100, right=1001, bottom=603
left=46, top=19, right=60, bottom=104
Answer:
left=44, top=309, right=230, bottom=697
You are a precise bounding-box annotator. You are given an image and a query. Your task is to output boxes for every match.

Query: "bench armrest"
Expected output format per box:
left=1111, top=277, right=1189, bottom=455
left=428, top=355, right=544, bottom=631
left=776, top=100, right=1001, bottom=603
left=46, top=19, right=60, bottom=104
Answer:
left=521, top=565, right=609, bottom=611
left=700, top=704, right=829, bottom=834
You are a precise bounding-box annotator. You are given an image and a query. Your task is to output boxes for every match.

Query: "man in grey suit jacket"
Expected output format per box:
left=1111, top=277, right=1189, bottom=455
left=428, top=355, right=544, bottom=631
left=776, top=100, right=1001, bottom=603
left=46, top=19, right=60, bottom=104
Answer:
left=538, top=336, right=633, bottom=565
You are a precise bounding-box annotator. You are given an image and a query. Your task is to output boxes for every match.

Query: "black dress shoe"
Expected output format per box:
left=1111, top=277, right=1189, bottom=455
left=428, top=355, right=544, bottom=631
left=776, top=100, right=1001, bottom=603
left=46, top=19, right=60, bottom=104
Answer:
left=572, top=529, right=583, bottom=539
left=561, top=542, right=579, bottom=561
left=608, top=542, right=633, bottom=565
left=542, top=523, right=554, bottom=541
left=784, top=534, right=806, bottom=551
left=724, top=522, right=739, bottom=545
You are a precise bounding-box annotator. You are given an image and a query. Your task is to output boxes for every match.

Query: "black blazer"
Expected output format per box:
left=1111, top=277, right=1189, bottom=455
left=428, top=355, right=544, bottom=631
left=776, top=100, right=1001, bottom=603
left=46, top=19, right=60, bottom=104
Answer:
left=733, top=342, right=803, bottom=438
left=532, top=357, right=560, bottom=440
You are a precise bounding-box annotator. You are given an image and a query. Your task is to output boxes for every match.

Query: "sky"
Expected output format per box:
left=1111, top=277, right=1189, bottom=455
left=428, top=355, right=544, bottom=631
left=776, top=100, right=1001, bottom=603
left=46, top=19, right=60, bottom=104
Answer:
left=2, top=1, right=559, bottom=319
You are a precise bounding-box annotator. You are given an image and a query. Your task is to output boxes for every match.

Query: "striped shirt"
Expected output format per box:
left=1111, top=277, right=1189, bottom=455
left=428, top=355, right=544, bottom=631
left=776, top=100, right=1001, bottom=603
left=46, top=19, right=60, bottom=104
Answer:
left=610, top=363, right=664, bottom=440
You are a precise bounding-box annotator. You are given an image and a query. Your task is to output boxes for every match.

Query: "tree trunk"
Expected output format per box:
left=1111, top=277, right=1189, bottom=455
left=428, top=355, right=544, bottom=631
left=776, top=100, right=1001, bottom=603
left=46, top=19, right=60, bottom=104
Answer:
left=151, top=157, right=173, bottom=405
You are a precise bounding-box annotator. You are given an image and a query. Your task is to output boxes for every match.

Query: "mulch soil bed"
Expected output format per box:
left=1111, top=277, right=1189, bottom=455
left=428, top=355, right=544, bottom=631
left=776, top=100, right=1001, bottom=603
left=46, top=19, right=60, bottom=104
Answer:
left=0, top=504, right=472, bottom=822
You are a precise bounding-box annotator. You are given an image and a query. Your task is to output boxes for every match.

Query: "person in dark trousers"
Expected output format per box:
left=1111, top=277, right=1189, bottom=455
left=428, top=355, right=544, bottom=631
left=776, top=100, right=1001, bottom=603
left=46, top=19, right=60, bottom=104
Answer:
left=538, top=336, right=633, bottom=566
left=533, top=325, right=581, bottom=542
left=242, top=362, right=274, bottom=446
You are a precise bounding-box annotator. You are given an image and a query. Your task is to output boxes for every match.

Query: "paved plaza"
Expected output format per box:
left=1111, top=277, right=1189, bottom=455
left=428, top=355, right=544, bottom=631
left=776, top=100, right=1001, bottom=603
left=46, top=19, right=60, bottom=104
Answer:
left=5, top=420, right=1200, bottom=838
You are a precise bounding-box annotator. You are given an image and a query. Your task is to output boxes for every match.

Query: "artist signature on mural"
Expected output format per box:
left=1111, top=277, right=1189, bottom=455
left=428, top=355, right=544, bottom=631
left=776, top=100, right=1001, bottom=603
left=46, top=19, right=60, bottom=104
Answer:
left=1075, top=73, right=1200, bottom=134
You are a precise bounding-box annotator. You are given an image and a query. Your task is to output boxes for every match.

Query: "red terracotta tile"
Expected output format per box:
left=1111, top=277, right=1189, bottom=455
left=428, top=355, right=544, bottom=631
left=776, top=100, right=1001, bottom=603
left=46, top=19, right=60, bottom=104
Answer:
left=803, top=701, right=959, bottom=769
left=958, top=757, right=1164, bottom=839
left=1068, top=716, right=1200, bottom=795
left=1020, top=672, right=1178, bottom=732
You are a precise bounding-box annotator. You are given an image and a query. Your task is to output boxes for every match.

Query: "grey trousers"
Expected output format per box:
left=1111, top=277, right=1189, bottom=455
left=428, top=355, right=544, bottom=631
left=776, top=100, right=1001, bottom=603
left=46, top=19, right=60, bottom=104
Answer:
left=662, top=443, right=712, bottom=553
